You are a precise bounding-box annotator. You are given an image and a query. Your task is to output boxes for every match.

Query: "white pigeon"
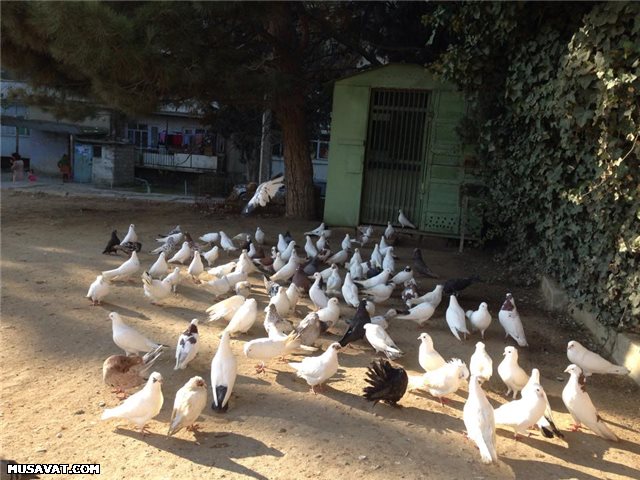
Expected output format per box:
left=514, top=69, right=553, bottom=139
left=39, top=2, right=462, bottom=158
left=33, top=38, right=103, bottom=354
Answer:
left=304, top=235, right=318, bottom=258
left=269, top=255, right=298, bottom=282
left=464, top=375, right=498, bottom=464
left=384, top=222, right=395, bottom=239
left=199, top=232, right=220, bottom=244
left=280, top=241, right=296, bottom=262
left=242, top=175, right=284, bottom=214
left=244, top=332, right=300, bottom=373
left=398, top=209, right=416, bottom=229
left=355, top=269, right=391, bottom=289
left=316, top=232, right=328, bottom=251
left=208, top=271, right=248, bottom=297
left=395, top=301, right=436, bottom=327
left=110, top=312, right=165, bottom=356
left=277, top=234, right=288, bottom=253
left=206, top=295, right=245, bottom=323
left=235, top=281, right=251, bottom=297
left=219, top=231, right=237, bottom=252
left=349, top=260, right=364, bottom=281
left=101, top=372, right=163, bottom=433
left=418, top=333, right=446, bottom=372
left=167, top=376, right=207, bottom=436
left=349, top=248, right=363, bottom=268
left=362, top=282, right=395, bottom=304
left=409, top=284, right=444, bottom=309
left=522, top=368, right=564, bottom=439
left=304, top=222, right=331, bottom=238
left=494, top=382, right=547, bottom=437
left=497, top=346, right=529, bottom=399
left=175, top=319, right=200, bottom=370
left=562, top=364, right=618, bottom=441
left=498, top=293, right=528, bottom=347
left=148, top=252, right=169, bottom=279
left=318, top=265, right=333, bottom=281
left=363, top=324, right=403, bottom=360
left=379, top=235, right=392, bottom=256
left=341, top=272, right=360, bottom=308
left=120, top=224, right=138, bottom=245
left=168, top=242, right=192, bottom=264
left=392, top=266, right=413, bottom=285
left=382, top=247, right=395, bottom=273
left=286, top=283, right=300, bottom=313
left=316, top=297, right=341, bottom=329
left=210, top=331, right=237, bottom=412
left=234, top=251, right=258, bottom=276
left=567, top=340, right=630, bottom=377
left=466, top=302, right=492, bottom=339
left=446, top=295, right=470, bottom=341
left=202, top=245, right=220, bottom=267
left=309, top=273, right=329, bottom=309
left=411, top=359, right=469, bottom=405
left=254, top=226, right=265, bottom=245
left=327, top=249, right=349, bottom=266
left=164, top=266, right=182, bottom=292
left=86, top=274, right=110, bottom=306
left=370, top=244, right=383, bottom=268
left=326, top=265, right=343, bottom=295
left=224, top=298, right=258, bottom=335
left=289, top=342, right=341, bottom=393
left=208, top=261, right=237, bottom=278
left=272, top=252, right=286, bottom=272
left=187, top=252, right=204, bottom=281
left=470, top=342, right=493, bottom=381
left=370, top=309, right=397, bottom=330
left=142, top=271, right=173, bottom=304
left=269, top=286, right=291, bottom=317
left=341, top=234, right=355, bottom=251
left=102, top=251, right=141, bottom=281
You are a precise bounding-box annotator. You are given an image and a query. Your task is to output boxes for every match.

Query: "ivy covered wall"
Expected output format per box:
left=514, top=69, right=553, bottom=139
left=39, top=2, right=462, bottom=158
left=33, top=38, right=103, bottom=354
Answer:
left=428, top=2, right=639, bottom=330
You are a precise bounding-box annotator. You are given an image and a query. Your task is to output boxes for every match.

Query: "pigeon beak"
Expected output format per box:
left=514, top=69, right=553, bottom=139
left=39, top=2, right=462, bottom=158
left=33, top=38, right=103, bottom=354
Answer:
left=563, top=366, right=571, bottom=373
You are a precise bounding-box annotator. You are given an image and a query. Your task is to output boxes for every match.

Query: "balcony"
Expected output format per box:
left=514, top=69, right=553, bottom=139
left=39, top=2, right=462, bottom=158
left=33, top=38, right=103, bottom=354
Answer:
left=135, top=148, right=218, bottom=173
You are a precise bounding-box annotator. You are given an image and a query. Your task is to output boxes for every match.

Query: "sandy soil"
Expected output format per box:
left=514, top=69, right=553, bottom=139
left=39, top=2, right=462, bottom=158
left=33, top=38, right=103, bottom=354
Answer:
left=1, top=189, right=639, bottom=480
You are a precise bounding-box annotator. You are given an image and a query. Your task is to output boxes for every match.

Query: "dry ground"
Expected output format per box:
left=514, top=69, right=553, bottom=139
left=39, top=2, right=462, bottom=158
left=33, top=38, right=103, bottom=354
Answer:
left=1, top=189, right=639, bottom=480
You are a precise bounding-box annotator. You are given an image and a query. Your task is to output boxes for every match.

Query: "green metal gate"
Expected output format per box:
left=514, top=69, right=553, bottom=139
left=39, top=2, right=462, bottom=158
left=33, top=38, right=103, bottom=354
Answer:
left=360, top=88, right=430, bottom=225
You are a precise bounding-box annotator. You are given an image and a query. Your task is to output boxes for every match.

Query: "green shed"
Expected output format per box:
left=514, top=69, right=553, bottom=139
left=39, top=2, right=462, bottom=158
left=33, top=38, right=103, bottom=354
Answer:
left=323, top=63, right=482, bottom=238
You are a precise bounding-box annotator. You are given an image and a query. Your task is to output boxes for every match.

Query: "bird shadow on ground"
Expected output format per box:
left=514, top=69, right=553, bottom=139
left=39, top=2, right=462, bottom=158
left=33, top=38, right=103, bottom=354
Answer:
left=496, top=428, right=640, bottom=479
left=501, top=456, right=602, bottom=480
left=116, top=429, right=282, bottom=480
left=99, top=303, right=149, bottom=320
left=407, top=390, right=465, bottom=411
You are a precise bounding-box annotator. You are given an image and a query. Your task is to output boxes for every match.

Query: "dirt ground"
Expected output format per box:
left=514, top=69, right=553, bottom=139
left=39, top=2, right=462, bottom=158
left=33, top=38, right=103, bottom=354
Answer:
left=1, top=189, right=638, bottom=480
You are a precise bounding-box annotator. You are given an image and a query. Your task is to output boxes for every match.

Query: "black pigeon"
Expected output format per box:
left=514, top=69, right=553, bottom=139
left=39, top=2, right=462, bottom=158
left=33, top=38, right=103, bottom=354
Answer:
left=283, top=230, right=294, bottom=245
left=412, top=249, right=439, bottom=278
left=443, top=275, right=481, bottom=296
left=366, top=263, right=383, bottom=279
left=102, top=230, right=120, bottom=254
left=303, top=257, right=322, bottom=276
left=338, top=300, right=370, bottom=347
left=114, top=241, right=142, bottom=255
left=363, top=359, right=408, bottom=407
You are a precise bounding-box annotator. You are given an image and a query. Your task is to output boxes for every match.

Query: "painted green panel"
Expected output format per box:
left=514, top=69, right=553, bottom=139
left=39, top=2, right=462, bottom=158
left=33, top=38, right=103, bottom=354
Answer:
left=429, top=165, right=463, bottom=181
left=431, top=153, right=461, bottom=167
left=427, top=183, right=460, bottom=212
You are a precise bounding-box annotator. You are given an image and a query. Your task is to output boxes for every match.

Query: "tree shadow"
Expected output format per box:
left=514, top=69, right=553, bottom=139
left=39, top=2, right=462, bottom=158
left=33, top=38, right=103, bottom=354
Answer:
left=99, top=303, right=150, bottom=320
left=116, top=429, right=282, bottom=480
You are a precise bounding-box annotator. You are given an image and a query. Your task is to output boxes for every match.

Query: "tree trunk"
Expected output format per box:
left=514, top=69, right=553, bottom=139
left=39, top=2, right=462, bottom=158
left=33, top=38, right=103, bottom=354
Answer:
left=268, top=3, right=316, bottom=219
left=275, top=94, right=316, bottom=219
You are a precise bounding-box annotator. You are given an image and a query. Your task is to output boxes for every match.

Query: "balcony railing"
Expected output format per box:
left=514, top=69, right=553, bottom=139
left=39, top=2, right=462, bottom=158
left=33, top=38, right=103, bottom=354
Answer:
left=135, top=148, right=218, bottom=172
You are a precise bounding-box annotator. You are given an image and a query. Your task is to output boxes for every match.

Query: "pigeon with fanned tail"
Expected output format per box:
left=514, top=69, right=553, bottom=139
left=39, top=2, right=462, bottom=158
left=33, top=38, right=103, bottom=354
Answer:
left=363, top=359, right=408, bottom=407
left=142, top=271, right=172, bottom=305
left=242, top=175, right=284, bottom=215
left=398, top=209, right=416, bottom=229
left=101, top=372, right=163, bottom=434
left=210, top=332, right=237, bottom=412
left=464, top=375, right=498, bottom=464
left=562, top=364, right=618, bottom=441
left=87, top=274, right=110, bottom=306
left=567, top=340, right=630, bottom=377
left=103, top=345, right=164, bottom=394
left=167, top=376, right=207, bottom=436
left=412, top=249, right=438, bottom=278
left=175, top=319, right=199, bottom=370
left=102, top=251, right=140, bottom=281
left=103, top=230, right=120, bottom=254
left=498, top=293, right=528, bottom=347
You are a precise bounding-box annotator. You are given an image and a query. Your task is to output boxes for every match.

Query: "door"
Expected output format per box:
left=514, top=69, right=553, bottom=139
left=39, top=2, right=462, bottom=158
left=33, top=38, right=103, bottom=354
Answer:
left=360, top=89, right=430, bottom=226
left=73, top=144, right=93, bottom=183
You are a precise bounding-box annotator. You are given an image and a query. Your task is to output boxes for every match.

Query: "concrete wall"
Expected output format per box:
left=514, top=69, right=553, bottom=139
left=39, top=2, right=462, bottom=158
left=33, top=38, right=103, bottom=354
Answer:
left=92, top=144, right=135, bottom=187
left=1, top=129, right=68, bottom=175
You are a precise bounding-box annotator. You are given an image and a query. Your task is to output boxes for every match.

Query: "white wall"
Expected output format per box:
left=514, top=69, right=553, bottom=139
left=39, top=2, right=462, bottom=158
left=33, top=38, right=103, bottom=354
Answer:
left=1, top=129, right=68, bottom=175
